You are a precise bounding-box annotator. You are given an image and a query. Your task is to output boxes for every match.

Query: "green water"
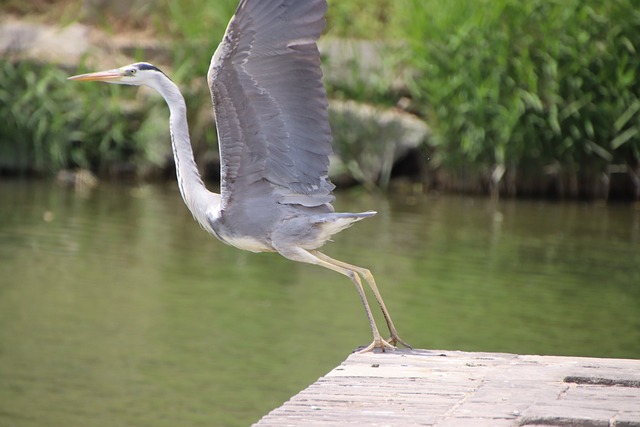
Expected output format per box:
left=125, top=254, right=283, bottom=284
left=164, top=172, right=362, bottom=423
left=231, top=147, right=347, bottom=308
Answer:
left=1, top=179, right=639, bottom=427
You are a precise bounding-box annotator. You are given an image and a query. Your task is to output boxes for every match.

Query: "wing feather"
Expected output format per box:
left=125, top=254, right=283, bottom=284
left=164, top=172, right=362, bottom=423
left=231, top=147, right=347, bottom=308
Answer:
left=208, top=0, right=334, bottom=211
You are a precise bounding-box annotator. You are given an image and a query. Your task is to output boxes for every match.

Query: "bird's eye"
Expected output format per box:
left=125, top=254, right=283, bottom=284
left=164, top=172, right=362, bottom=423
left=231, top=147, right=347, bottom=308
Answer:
left=129, top=69, right=137, bottom=75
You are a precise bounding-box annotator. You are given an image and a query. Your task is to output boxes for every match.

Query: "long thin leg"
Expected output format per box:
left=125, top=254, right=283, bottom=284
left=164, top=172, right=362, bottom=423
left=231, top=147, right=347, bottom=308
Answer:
left=311, top=251, right=411, bottom=349
left=275, top=246, right=396, bottom=352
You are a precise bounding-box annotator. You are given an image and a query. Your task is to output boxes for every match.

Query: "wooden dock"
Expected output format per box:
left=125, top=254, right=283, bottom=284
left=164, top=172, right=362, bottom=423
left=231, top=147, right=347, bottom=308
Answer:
left=254, top=349, right=640, bottom=426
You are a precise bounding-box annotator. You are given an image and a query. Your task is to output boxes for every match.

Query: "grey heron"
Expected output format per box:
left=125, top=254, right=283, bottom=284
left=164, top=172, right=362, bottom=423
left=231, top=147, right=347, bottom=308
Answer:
left=69, top=0, right=409, bottom=353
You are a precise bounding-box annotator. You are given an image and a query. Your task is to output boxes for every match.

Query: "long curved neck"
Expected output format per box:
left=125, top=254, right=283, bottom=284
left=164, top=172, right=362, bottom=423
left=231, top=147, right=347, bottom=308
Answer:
left=148, top=75, right=220, bottom=224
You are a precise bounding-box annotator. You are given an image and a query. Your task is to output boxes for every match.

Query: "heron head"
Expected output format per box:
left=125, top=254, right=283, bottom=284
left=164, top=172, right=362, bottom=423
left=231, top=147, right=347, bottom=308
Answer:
left=68, top=62, right=166, bottom=87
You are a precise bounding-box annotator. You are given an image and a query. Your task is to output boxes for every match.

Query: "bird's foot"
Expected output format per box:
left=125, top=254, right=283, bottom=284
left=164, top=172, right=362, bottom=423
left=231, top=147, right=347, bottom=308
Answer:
left=355, top=336, right=397, bottom=354
left=388, top=333, right=412, bottom=350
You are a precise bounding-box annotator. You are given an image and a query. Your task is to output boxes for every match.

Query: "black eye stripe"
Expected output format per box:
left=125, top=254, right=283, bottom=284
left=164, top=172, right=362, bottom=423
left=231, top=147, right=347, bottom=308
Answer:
left=132, top=62, right=169, bottom=79
left=137, top=63, right=160, bottom=72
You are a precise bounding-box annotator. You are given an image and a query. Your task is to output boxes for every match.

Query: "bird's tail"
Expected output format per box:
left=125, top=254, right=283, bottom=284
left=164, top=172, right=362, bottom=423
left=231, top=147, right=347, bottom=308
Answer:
left=329, top=210, right=377, bottom=220
left=313, top=210, right=376, bottom=239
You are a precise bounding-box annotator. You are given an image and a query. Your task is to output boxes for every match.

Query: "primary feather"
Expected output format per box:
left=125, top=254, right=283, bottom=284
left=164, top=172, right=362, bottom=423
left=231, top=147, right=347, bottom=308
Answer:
left=208, top=0, right=335, bottom=215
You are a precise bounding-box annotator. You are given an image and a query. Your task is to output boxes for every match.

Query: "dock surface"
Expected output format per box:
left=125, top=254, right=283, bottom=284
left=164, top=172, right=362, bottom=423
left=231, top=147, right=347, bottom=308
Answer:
left=254, top=349, right=640, bottom=426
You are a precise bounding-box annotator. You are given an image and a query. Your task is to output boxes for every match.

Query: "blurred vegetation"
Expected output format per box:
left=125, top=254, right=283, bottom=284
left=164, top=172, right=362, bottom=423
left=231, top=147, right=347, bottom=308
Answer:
left=1, top=0, right=639, bottom=198
left=399, top=0, right=640, bottom=197
left=0, top=60, right=172, bottom=176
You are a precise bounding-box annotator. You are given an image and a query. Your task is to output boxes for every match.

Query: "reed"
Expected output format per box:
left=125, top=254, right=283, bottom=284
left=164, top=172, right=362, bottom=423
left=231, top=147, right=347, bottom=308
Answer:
left=0, top=60, right=163, bottom=176
left=397, top=0, right=640, bottom=196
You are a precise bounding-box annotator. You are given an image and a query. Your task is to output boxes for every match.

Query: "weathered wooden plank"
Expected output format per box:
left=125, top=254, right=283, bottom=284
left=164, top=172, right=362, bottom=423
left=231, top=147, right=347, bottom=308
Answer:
left=254, top=349, right=640, bottom=427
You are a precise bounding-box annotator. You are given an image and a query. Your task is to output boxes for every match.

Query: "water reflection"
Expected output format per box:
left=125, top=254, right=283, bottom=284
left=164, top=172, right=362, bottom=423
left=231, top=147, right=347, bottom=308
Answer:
left=0, top=180, right=638, bottom=427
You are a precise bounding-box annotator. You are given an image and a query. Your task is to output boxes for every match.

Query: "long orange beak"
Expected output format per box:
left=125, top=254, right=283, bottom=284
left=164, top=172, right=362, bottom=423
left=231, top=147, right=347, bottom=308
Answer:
left=67, top=69, right=123, bottom=82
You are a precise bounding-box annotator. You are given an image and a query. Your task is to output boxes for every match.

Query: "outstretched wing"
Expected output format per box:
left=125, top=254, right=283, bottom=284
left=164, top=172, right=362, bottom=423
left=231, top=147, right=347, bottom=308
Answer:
left=208, top=0, right=334, bottom=211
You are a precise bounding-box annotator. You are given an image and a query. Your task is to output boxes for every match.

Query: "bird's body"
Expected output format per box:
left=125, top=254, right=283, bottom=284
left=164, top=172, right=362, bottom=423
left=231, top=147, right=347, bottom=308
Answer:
left=69, top=0, right=409, bottom=352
